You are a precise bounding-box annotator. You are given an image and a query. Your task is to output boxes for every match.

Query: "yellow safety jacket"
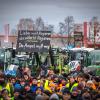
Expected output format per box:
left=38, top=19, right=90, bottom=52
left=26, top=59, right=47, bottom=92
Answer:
left=66, top=82, right=78, bottom=92
left=44, top=80, right=52, bottom=93
left=0, top=82, right=13, bottom=97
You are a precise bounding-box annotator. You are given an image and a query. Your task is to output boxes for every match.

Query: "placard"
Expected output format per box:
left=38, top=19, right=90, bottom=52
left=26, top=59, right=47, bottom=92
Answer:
left=17, top=31, right=51, bottom=52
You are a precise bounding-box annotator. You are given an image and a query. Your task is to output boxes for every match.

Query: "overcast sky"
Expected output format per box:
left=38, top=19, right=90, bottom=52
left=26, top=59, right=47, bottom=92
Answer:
left=0, top=0, right=100, bottom=33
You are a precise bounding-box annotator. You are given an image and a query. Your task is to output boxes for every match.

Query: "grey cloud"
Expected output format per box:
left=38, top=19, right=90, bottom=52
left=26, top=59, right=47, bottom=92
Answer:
left=0, top=0, right=100, bottom=32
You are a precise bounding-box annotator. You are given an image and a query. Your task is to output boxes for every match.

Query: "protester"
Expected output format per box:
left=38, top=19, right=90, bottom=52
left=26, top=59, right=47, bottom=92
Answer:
left=0, top=73, right=14, bottom=98
left=0, top=65, right=100, bottom=100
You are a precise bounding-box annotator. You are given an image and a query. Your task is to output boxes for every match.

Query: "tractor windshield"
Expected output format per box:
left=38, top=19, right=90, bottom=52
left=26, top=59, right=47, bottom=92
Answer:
left=90, top=50, right=100, bottom=65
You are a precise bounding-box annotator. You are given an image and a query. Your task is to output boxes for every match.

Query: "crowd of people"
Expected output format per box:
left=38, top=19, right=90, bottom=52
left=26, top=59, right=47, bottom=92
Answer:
left=0, top=67, right=100, bottom=100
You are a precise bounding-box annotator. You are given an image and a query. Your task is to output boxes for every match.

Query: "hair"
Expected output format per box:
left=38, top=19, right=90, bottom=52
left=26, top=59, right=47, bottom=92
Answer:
left=24, top=93, right=34, bottom=100
left=1, top=89, right=9, bottom=94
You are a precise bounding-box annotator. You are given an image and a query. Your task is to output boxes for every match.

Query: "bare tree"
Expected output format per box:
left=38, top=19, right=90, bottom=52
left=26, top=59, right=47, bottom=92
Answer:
left=11, top=28, right=17, bottom=35
left=59, top=22, right=67, bottom=47
left=35, top=17, right=44, bottom=31
left=64, top=16, right=74, bottom=45
left=91, top=16, right=98, bottom=23
left=59, top=16, right=74, bottom=47
left=18, top=18, right=34, bottom=30
left=59, top=22, right=66, bottom=34
left=47, top=25, right=54, bottom=33
left=18, top=17, right=54, bottom=32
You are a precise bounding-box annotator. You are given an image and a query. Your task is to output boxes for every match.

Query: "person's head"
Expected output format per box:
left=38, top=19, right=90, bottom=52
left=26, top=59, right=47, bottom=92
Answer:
left=92, top=77, right=99, bottom=88
left=69, top=76, right=75, bottom=84
left=20, top=79, right=25, bottom=87
left=1, top=89, right=9, bottom=97
left=47, top=76, right=52, bottom=81
left=95, top=94, right=100, bottom=100
left=86, top=80, right=96, bottom=89
left=62, top=88, right=71, bottom=100
left=61, top=78, right=67, bottom=85
left=37, top=80, right=44, bottom=87
left=36, top=87, right=43, bottom=95
left=24, top=74, right=29, bottom=80
left=63, top=93, right=71, bottom=100
left=24, top=93, right=34, bottom=100
left=0, top=73, right=5, bottom=85
left=91, top=90, right=98, bottom=99
left=24, top=67, right=30, bottom=72
left=35, top=94, right=44, bottom=100
left=49, top=82, right=56, bottom=92
left=77, top=74, right=84, bottom=82
left=43, top=90, right=52, bottom=97
left=24, top=84, right=31, bottom=91
left=14, top=83, right=22, bottom=90
left=11, top=77, right=16, bottom=84
left=49, top=93, right=59, bottom=100
left=83, top=73, right=90, bottom=81
left=77, top=83, right=84, bottom=90
left=32, top=77, right=37, bottom=85
left=71, top=87, right=78, bottom=97
left=82, top=92, right=91, bottom=100
left=82, top=88, right=91, bottom=100
left=49, top=70, right=54, bottom=75
left=14, top=89, right=21, bottom=98
left=53, top=75, right=58, bottom=81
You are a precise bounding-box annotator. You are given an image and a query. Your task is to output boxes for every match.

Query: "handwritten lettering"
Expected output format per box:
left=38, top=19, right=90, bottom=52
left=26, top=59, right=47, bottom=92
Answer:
left=17, top=31, right=51, bottom=52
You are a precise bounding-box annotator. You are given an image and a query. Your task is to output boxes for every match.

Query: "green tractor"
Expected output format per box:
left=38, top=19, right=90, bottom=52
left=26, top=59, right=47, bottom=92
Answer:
left=68, top=48, right=100, bottom=76
left=87, top=49, right=100, bottom=76
left=0, top=48, right=12, bottom=71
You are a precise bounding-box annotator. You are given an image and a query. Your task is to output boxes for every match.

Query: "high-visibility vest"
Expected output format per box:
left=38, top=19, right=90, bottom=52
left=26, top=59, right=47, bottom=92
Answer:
left=0, top=97, right=14, bottom=100
left=44, top=80, right=49, bottom=90
left=0, top=83, right=12, bottom=96
left=66, top=82, right=78, bottom=92
left=44, top=80, right=52, bottom=93
left=6, top=83, right=11, bottom=93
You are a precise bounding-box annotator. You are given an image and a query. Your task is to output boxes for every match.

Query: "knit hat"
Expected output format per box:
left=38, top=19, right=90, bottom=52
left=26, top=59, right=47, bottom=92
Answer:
left=14, top=83, right=22, bottom=90
left=87, top=80, right=93, bottom=84
left=36, top=87, right=44, bottom=92
left=62, top=88, right=70, bottom=95
left=35, top=94, right=43, bottom=100
left=50, top=93, right=59, bottom=100
left=72, top=87, right=78, bottom=91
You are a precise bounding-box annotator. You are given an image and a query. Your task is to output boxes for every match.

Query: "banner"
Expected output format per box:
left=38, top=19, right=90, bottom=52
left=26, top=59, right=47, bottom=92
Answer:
left=17, top=30, right=51, bottom=52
